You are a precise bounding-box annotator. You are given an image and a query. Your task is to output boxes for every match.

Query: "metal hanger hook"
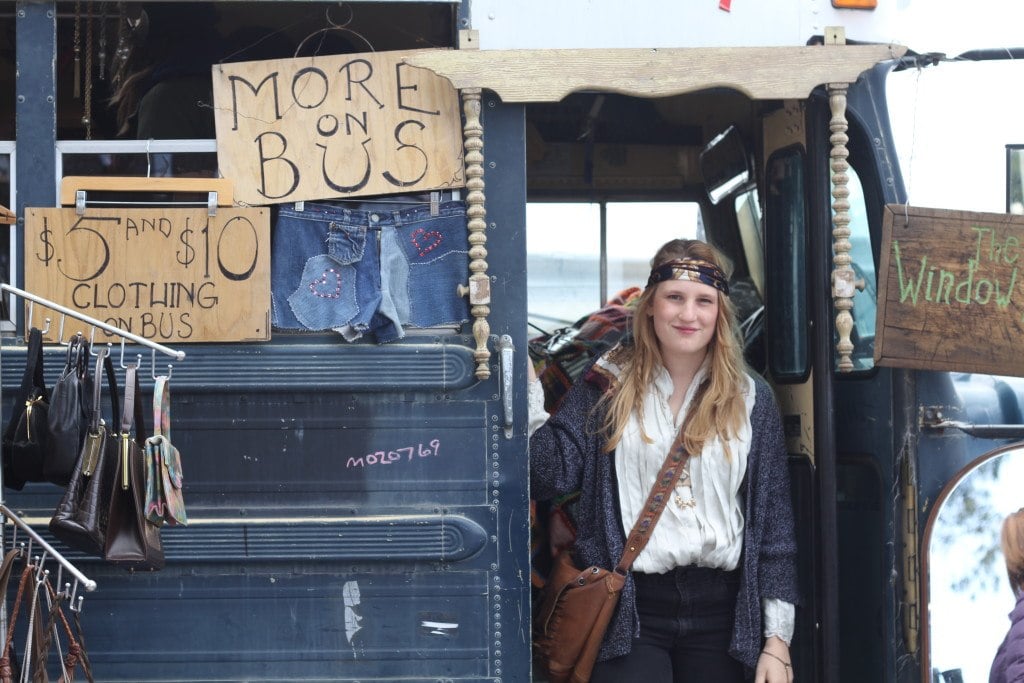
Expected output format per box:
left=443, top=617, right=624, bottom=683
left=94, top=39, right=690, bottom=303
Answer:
left=152, top=347, right=172, bottom=380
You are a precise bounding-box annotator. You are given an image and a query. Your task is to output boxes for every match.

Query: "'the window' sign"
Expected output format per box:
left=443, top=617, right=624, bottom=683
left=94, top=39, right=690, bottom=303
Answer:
left=212, top=50, right=466, bottom=206
left=876, top=204, right=1024, bottom=376
left=25, top=207, right=270, bottom=343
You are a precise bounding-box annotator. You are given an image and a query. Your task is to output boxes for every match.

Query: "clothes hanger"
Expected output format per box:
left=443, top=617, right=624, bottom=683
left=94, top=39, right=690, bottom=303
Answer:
left=293, top=4, right=374, bottom=59
left=292, top=189, right=463, bottom=212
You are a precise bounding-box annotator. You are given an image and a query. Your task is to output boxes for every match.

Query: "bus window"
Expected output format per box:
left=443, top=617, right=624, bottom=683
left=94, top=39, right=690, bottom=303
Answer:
left=765, top=148, right=809, bottom=381
left=526, top=201, right=699, bottom=336
left=838, top=166, right=877, bottom=373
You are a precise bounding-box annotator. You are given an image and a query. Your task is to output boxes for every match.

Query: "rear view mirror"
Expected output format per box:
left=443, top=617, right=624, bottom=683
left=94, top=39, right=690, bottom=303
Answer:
left=700, top=125, right=754, bottom=205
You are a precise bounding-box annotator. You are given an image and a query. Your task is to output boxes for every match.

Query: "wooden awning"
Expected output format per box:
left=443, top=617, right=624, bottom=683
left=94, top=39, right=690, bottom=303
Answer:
left=404, top=44, right=907, bottom=103
left=0, top=204, right=15, bottom=224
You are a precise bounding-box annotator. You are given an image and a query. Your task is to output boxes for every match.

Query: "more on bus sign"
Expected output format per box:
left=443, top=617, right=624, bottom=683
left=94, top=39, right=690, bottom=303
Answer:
left=25, top=207, right=271, bottom=343
left=876, top=204, right=1024, bottom=376
left=212, top=49, right=466, bottom=206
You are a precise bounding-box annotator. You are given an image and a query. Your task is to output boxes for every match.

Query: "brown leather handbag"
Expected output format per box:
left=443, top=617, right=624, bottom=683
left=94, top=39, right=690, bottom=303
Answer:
left=533, top=410, right=699, bottom=683
left=50, top=348, right=120, bottom=557
left=103, top=366, right=165, bottom=571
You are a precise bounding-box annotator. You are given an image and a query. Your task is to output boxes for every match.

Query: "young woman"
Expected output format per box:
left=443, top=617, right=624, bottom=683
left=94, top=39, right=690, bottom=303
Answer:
left=528, top=238, right=798, bottom=682
left=990, top=508, right=1024, bottom=683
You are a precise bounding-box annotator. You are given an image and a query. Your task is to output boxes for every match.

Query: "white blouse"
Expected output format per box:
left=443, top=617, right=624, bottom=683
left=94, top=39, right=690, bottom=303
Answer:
left=528, top=362, right=795, bottom=644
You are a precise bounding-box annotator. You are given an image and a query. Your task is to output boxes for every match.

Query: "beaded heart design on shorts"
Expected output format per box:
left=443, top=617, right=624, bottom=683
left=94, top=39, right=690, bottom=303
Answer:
left=411, top=228, right=443, bottom=257
left=309, top=268, right=342, bottom=299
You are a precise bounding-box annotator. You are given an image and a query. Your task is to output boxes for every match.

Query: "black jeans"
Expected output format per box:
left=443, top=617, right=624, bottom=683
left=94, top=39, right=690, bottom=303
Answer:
left=590, top=565, right=744, bottom=683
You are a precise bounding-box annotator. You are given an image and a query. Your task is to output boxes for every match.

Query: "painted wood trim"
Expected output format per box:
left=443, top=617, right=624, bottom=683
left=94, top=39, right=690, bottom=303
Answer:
left=403, top=44, right=906, bottom=103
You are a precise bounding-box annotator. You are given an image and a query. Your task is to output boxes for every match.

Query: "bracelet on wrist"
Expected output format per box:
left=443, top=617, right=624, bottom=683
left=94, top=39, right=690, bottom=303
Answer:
left=761, top=649, right=792, bottom=670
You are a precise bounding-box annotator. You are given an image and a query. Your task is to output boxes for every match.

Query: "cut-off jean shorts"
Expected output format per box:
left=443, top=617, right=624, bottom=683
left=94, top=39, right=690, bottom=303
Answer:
left=271, top=199, right=470, bottom=342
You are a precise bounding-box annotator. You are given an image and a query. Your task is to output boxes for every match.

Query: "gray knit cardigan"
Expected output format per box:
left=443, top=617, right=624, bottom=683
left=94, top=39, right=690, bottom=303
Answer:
left=529, top=364, right=799, bottom=675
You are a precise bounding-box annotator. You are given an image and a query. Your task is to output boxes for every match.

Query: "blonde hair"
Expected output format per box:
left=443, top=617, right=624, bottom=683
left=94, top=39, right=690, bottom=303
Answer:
left=600, top=239, right=749, bottom=457
left=1002, top=508, right=1024, bottom=594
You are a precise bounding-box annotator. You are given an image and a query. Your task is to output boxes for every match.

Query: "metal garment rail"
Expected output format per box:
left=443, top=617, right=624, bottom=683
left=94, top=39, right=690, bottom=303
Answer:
left=0, top=282, right=187, bottom=593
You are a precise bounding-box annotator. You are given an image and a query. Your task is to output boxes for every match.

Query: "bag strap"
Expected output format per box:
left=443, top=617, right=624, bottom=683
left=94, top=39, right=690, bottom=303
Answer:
left=75, top=338, right=90, bottom=379
left=36, top=581, right=80, bottom=683
left=120, top=366, right=136, bottom=437
left=152, top=376, right=169, bottom=440
left=25, top=328, right=45, bottom=395
left=120, top=366, right=146, bottom=444
left=63, top=335, right=81, bottom=374
left=614, top=381, right=709, bottom=575
left=5, top=328, right=45, bottom=433
left=89, top=351, right=120, bottom=434
left=68, top=611, right=94, bottom=683
left=0, top=564, right=34, bottom=680
left=133, top=369, right=146, bottom=446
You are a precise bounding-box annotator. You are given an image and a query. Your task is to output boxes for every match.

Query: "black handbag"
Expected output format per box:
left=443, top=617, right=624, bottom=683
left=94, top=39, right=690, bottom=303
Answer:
left=104, top=365, right=165, bottom=571
left=45, top=334, right=93, bottom=487
left=2, top=328, right=49, bottom=490
left=49, top=347, right=121, bottom=557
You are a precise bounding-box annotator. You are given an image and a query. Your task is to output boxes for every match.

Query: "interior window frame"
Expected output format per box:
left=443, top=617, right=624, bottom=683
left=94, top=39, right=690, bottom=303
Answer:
left=764, top=143, right=811, bottom=384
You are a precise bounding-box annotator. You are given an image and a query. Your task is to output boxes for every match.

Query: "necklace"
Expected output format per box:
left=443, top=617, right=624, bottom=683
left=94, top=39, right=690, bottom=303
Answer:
left=674, top=464, right=696, bottom=509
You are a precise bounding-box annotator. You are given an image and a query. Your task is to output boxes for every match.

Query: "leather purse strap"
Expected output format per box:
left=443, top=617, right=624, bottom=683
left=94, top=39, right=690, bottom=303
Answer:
left=1, top=564, right=34, bottom=673
left=5, top=328, right=45, bottom=431
left=152, top=376, right=169, bottom=440
left=23, top=328, right=45, bottom=397
left=69, top=610, right=94, bottom=683
left=120, top=366, right=136, bottom=437
left=614, top=381, right=709, bottom=575
left=89, top=351, right=120, bottom=434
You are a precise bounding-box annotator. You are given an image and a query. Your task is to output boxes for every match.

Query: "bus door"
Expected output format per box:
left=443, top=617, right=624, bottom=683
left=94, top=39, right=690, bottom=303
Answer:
left=760, top=61, right=909, bottom=681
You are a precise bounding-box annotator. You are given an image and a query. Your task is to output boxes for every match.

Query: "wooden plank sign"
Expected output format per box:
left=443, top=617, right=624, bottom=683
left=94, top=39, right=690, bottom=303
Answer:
left=212, top=49, right=466, bottom=206
left=25, top=207, right=270, bottom=343
left=876, top=204, right=1024, bottom=375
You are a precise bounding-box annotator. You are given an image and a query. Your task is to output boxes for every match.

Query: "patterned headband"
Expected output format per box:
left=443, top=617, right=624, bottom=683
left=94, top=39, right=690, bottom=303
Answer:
left=646, top=258, right=730, bottom=295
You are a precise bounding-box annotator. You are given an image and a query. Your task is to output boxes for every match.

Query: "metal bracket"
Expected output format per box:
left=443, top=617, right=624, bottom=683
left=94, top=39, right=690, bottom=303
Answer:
left=920, top=406, right=1024, bottom=439
left=75, top=190, right=86, bottom=215
left=207, top=191, right=218, bottom=217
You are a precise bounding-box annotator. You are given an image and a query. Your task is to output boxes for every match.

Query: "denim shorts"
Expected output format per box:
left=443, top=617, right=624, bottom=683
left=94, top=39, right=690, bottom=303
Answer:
left=271, top=199, right=470, bottom=342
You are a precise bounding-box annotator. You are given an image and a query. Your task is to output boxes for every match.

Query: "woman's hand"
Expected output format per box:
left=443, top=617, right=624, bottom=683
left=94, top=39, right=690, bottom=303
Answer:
left=756, top=636, right=793, bottom=683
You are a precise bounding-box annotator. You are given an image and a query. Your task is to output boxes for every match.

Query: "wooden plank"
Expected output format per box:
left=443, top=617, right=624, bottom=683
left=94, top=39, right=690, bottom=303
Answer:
left=212, top=49, right=466, bottom=206
left=25, top=206, right=270, bottom=343
left=403, top=44, right=906, bottom=103
left=875, top=204, right=1024, bottom=376
left=59, top=177, right=234, bottom=207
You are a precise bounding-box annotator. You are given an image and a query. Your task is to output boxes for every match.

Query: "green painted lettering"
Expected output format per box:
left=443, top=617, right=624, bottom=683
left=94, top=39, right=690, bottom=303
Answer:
left=954, top=259, right=978, bottom=304
left=893, top=241, right=926, bottom=306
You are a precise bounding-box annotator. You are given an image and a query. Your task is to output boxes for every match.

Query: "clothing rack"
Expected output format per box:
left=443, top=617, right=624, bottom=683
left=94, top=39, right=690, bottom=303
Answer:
left=0, top=282, right=187, bottom=596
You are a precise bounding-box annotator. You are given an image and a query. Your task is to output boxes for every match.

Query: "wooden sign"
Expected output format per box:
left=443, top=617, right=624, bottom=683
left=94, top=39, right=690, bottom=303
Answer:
left=876, top=204, right=1024, bottom=375
left=212, top=49, right=466, bottom=206
left=25, top=207, right=270, bottom=342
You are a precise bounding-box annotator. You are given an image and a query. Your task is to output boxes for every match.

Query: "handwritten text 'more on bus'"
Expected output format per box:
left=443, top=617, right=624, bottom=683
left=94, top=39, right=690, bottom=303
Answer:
left=346, top=439, right=441, bottom=469
left=891, top=226, right=1023, bottom=317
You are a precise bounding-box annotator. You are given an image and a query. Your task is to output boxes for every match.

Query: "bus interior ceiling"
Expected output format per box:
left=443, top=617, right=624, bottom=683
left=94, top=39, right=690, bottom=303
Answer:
left=525, top=89, right=769, bottom=283
left=526, top=90, right=756, bottom=201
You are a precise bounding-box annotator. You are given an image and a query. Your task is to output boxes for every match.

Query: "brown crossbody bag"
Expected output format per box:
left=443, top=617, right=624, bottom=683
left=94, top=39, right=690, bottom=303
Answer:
left=533, top=384, right=706, bottom=683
